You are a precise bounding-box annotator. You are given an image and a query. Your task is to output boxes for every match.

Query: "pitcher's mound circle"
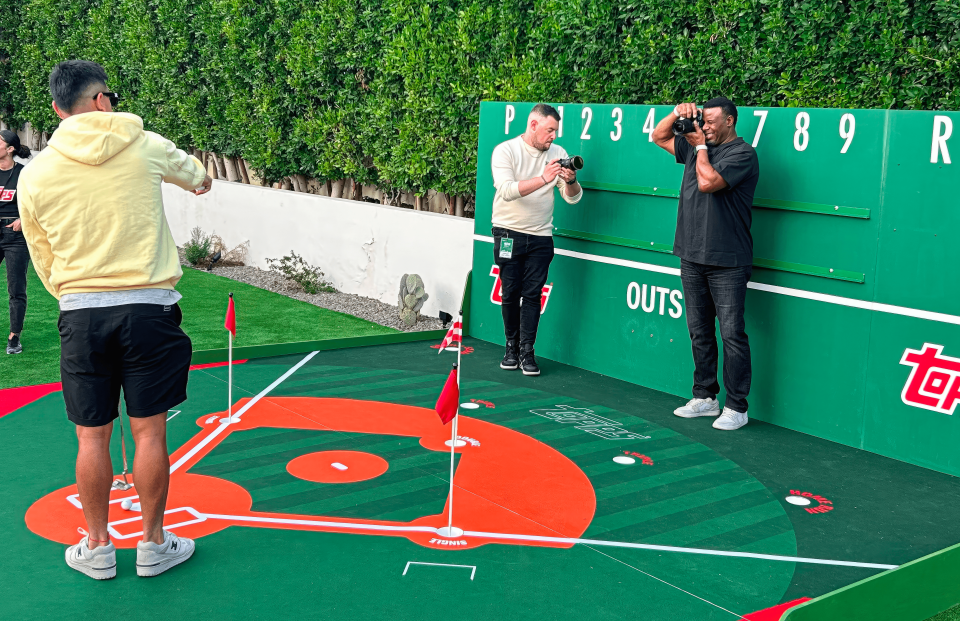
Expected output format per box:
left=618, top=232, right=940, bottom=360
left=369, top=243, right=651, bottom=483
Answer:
left=287, top=450, right=389, bottom=484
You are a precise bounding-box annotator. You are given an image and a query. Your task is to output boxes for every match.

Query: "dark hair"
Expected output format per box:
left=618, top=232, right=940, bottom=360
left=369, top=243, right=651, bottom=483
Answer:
left=49, top=60, right=109, bottom=113
left=703, top=97, right=738, bottom=126
left=0, top=129, right=30, bottom=159
left=530, top=103, right=561, bottom=123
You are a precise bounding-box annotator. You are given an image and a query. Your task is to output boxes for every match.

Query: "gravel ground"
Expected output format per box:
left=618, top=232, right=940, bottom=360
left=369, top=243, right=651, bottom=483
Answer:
left=178, top=249, right=443, bottom=332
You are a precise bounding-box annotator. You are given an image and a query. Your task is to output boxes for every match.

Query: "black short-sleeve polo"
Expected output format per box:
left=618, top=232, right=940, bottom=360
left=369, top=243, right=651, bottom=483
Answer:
left=673, top=136, right=760, bottom=267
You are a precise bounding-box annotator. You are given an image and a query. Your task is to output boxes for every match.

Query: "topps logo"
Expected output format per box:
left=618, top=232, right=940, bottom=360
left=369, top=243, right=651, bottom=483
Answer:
left=900, top=343, right=960, bottom=415
left=489, top=265, right=552, bottom=314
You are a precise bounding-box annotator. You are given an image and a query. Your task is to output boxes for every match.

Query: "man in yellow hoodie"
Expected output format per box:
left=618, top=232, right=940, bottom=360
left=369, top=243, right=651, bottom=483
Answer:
left=18, top=60, right=213, bottom=580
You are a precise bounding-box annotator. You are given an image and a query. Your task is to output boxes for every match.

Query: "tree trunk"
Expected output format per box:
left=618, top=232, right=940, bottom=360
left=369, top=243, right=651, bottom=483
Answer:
left=214, top=154, right=228, bottom=180
left=236, top=157, right=251, bottom=184
left=40, top=132, right=49, bottom=151
left=455, top=194, right=465, bottom=217
left=206, top=153, right=219, bottom=180
left=330, top=179, right=345, bottom=199
left=294, top=174, right=309, bottom=193
left=325, top=180, right=332, bottom=196
left=224, top=156, right=240, bottom=182
left=414, top=195, right=422, bottom=211
left=353, top=179, right=363, bottom=201
left=281, top=177, right=293, bottom=191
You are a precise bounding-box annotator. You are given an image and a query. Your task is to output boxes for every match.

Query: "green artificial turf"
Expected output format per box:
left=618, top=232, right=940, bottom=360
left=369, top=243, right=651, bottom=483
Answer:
left=0, top=264, right=396, bottom=389
left=929, top=605, right=960, bottom=621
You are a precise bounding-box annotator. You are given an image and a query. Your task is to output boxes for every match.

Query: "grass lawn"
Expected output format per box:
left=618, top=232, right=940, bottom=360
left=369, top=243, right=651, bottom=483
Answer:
left=0, top=264, right=396, bottom=389
left=931, top=605, right=960, bottom=621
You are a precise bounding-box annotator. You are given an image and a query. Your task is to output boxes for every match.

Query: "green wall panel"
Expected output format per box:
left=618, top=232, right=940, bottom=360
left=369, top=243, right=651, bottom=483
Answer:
left=472, top=102, right=960, bottom=476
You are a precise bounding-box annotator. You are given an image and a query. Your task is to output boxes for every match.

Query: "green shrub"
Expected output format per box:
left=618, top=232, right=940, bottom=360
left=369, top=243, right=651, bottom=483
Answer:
left=184, top=227, right=212, bottom=266
left=4, top=0, right=959, bottom=194
left=267, top=252, right=336, bottom=295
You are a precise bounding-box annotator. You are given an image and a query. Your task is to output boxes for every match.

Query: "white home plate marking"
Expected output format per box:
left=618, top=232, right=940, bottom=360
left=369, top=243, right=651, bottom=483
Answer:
left=786, top=495, right=812, bottom=506
left=460, top=403, right=480, bottom=410
left=403, top=561, right=476, bottom=580
left=613, top=456, right=636, bottom=465
left=331, top=462, right=348, bottom=471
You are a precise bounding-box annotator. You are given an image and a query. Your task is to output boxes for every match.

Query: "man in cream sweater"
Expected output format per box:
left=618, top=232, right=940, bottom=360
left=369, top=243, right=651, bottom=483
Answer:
left=490, top=104, right=582, bottom=376
left=19, top=60, right=212, bottom=580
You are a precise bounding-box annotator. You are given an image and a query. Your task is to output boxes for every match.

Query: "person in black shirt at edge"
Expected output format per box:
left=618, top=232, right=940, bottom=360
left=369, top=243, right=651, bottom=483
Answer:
left=651, top=98, right=760, bottom=431
left=0, top=129, right=32, bottom=355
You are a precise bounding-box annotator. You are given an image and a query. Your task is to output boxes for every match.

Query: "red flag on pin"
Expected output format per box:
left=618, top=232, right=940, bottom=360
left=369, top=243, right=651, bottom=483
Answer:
left=435, top=364, right=459, bottom=425
left=224, top=293, right=236, bottom=335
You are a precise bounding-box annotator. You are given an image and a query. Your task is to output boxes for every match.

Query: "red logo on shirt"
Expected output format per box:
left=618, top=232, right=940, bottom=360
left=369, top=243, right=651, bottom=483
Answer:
left=489, top=265, right=552, bottom=314
left=0, top=188, right=15, bottom=202
left=900, top=343, right=960, bottom=415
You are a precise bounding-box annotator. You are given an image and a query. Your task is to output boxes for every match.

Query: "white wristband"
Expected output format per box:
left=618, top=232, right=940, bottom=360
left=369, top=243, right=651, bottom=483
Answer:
left=695, top=144, right=708, bottom=152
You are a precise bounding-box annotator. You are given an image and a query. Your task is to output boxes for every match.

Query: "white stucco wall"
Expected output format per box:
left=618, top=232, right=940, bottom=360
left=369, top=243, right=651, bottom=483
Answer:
left=162, top=181, right=475, bottom=319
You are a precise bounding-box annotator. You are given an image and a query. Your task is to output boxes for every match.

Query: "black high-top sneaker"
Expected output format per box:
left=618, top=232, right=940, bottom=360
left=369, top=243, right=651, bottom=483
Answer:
left=519, top=343, right=540, bottom=376
left=500, top=339, right=519, bottom=370
left=6, top=334, right=22, bottom=354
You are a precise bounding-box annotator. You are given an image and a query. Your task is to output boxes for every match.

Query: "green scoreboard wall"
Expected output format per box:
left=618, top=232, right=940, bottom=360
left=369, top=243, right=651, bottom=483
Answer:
left=469, top=101, right=960, bottom=477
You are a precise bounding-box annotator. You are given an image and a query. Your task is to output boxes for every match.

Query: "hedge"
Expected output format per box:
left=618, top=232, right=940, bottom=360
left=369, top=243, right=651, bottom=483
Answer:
left=2, top=0, right=958, bottom=197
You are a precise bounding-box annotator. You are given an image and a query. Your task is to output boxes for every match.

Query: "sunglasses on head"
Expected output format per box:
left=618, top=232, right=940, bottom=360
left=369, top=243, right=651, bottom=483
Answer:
left=93, top=91, right=121, bottom=107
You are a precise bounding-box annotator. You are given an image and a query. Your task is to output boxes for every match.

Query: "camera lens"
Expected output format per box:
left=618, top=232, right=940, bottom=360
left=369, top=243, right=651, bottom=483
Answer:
left=559, top=156, right=584, bottom=170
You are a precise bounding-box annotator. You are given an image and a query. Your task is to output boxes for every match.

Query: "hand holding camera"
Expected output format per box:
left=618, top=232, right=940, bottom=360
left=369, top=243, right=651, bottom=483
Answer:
left=541, top=159, right=563, bottom=185
left=673, top=102, right=707, bottom=147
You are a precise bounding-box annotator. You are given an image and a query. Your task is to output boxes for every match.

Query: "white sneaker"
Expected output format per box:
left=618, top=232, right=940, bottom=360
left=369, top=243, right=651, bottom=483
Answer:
left=673, top=397, right=720, bottom=418
left=65, top=532, right=117, bottom=580
left=136, top=530, right=195, bottom=577
left=713, top=407, right=749, bottom=430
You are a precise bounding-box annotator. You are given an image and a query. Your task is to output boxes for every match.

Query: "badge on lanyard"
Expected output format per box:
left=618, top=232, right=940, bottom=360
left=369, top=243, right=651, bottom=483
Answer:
left=499, top=237, right=514, bottom=259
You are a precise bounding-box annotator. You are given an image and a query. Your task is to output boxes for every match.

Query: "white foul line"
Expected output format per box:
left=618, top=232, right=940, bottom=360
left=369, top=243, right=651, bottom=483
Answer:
left=104, top=505, right=896, bottom=570
left=403, top=561, right=476, bottom=580
left=473, top=234, right=960, bottom=325
left=168, top=350, right=320, bottom=474
left=166, top=410, right=181, bottom=421
left=461, top=530, right=897, bottom=570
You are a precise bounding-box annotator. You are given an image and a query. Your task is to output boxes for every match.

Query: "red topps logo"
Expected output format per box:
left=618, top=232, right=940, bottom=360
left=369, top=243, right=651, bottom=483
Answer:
left=900, top=343, right=960, bottom=415
left=0, top=188, right=15, bottom=202
left=489, top=265, right=552, bottom=315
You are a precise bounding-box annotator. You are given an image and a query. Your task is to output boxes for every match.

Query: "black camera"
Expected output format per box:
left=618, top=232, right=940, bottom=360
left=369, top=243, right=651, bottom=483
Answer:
left=672, top=112, right=703, bottom=136
left=557, top=155, right=584, bottom=171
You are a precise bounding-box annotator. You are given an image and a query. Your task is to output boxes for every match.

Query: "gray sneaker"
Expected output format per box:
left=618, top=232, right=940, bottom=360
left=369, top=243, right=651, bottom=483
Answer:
left=6, top=334, right=22, bottom=354
left=137, top=530, right=195, bottom=577
left=673, top=397, right=720, bottom=418
left=65, top=534, right=117, bottom=580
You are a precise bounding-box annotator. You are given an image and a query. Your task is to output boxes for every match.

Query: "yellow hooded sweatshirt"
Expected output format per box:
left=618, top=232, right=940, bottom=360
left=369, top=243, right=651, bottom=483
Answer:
left=18, top=112, right=206, bottom=300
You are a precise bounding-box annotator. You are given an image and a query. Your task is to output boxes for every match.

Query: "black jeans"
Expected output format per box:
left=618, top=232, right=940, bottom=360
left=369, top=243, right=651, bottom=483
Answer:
left=492, top=227, right=554, bottom=347
left=0, top=219, right=28, bottom=334
left=680, top=259, right=752, bottom=413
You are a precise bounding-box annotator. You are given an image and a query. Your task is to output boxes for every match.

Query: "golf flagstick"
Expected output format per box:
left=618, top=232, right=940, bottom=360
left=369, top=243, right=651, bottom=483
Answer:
left=440, top=308, right=464, bottom=538
left=225, top=293, right=237, bottom=422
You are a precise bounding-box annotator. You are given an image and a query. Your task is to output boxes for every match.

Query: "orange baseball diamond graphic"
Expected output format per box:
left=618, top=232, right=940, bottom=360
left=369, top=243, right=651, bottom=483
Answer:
left=489, top=265, right=553, bottom=314
left=26, top=398, right=595, bottom=551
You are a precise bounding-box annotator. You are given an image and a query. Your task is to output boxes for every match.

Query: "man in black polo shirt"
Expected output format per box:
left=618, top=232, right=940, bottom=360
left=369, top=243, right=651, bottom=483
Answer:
left=652, top=98, right=760, bottom=431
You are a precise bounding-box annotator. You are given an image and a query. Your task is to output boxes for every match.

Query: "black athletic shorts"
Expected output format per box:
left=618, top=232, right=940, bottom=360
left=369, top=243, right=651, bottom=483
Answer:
left=58, top=303, right=192, bottom=427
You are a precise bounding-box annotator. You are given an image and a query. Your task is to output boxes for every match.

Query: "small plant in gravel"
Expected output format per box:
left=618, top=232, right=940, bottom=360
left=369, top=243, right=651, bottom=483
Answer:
left=267, top=252, right=336, bottom=294
left=184, top=227, right=212, bottom=266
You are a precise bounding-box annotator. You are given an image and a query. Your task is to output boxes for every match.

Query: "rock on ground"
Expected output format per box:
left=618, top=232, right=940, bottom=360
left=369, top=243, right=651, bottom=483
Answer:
left=178, top=248, right=443, bottom=333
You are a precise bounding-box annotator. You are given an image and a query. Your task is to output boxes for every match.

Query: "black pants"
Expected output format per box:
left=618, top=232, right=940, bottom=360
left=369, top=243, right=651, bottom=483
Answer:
left=59, top=303, right=192, bottom=427
left=492, top=227, right=554, bottom=347
left=680, top=259, right=752, bottom=413
left=0, top=220, right=28, bottom=334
